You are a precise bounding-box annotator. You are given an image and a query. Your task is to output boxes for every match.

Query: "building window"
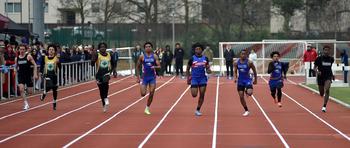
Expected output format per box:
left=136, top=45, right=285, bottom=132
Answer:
left=44, top=3, right=49, bottom=13
left=5, top=2, right=22, bottom=13
left=91, top=3, right=100, bottom=13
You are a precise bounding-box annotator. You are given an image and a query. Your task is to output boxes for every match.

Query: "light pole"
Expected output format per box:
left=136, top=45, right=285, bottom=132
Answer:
left=171, top=0, right=175, bottom=54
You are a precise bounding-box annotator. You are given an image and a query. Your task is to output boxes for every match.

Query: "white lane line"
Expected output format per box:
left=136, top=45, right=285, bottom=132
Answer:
left=212, top=76, right=220, bottom=148
left=0, top=76, right=131, bottom=120
left=0, top=76, right=123, bottom=106
left=0, top=132, right=343, bottom=137
left=251, top=95, right=290, bottom=148
left=62, top=76, right=175, bottom=148
left=260, top=76, right=350, bottom=141
left=138, top=86, right=190, bottom=148
left=0, top=83, right=138, bottom=143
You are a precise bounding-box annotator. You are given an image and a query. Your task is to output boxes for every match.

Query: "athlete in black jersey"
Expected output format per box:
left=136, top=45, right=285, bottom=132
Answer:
left=16, top=44, right=38, bottom=110
left=314, top=45, right=335, bottom=112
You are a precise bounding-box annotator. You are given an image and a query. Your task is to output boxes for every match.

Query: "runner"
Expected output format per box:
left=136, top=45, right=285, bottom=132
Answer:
left=267, top=51, right=285, bottom=107
left=40, top=44, right=60, bottom=110
left=16, top=44, right=38, bottom=110
left=186, top=43, right=211, bottom=116
left=234, top=49, right=257, bottom=116
left=91, top=42, right=112, bottom=112
left=314, top=45, right=334, bottom=112
left=136, top=42, right=161, bottom=115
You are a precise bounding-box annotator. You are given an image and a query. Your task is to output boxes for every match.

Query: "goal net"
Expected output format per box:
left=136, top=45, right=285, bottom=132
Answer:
left=218, top=41, right=307, bottom=76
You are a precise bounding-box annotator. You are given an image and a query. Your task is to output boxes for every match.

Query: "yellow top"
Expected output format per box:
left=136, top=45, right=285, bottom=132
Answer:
left=96, top=52, right=111, bottom=72
left=44, top=56, right=58, bottom=75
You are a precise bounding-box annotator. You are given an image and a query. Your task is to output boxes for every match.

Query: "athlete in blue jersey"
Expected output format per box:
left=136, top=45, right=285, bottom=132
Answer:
left=267, top=51, right=286, bottom=108
left=136, top=42, right=161, bottom=115
left=186, top=43, right=211, bottom=116
left=234, top=49, right=257, bottom=117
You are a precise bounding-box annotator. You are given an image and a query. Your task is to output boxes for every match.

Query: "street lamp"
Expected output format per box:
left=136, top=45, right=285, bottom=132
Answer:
left=171, top=0, right=175, bottom=54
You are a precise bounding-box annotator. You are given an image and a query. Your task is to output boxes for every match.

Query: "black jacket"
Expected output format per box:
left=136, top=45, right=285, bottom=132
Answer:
left=174, top=48, right=184, bottom=61
left=224, top=49, right=235, bottom=62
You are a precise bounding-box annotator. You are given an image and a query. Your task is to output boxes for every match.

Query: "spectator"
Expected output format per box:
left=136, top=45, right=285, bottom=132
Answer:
left=84, top=45, right=92, bottom=60
left=163, top=45, right=173, bottom=75
left=174, top=43, right=184, bottom=77
left=249, top=49, right=257, bottom=67
left=4, top=44, right=17, bottom=96
left=132, top=44, right=143, bottom=77
left=224, top=44, right=235, bottom=79
left=155, top=47, right=165, bottom=77
left=340, top=49, right=348, bottom=83
left=0, top=42, right=5, bottom=98
left=303, top=44, right=318, bottom=77
left=203, top=45, right=214, bottom=66
left=111, top=48, right=119, bottom=78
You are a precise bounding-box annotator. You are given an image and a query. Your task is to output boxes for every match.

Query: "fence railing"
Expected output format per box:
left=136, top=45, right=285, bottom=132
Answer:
left=0, top=60, right=97, bottom=101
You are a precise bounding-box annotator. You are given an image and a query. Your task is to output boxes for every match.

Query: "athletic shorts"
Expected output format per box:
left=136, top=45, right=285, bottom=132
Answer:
left=18, top=75, right=33, bottom=87
left=317, top=75, right=332, bottom=86
left=269, top=79, right=284, bottom=90
left=237, top=80, right=253, bottom=91
left=191, top=76, right=207, bottom=88
left=142, top=76, right=156, bottom=86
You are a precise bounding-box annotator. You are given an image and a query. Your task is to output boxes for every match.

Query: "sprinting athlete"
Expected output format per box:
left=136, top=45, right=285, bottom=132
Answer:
left=136, top=42, right=161, bottom=115
left=267, top=51, right=285, bottom=107
left=16, top=44, right=38, bottom=110
left=186, top=43, right=211, bottom=116
left=234, top=49, right=257, bottom=117
left=91, top=42, right=112, bottom=112
left=314, top=45, right=334, bottom=112
left=40, top=44, right=60, bottom=110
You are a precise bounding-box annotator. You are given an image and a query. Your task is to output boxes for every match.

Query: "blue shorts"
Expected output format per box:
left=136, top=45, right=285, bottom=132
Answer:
left=269, top=79, right=284, bottom=90
left=142, top=76, right=156, bottom=86
left=237, top=79, right=253, bottom=91
left=191, top=76, right=207, bottom=88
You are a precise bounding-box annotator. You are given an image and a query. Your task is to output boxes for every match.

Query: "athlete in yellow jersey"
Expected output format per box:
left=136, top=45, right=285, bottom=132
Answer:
left=91, top=42, right=112, bottom=112
left=40, top=44, right=61, bottom=110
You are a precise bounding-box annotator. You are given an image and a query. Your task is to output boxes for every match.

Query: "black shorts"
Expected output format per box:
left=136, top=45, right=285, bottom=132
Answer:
left=18, top=75, right=33, bottom=87
left=45, top=75, right=58, bottom=88
left=317, top=75, right=332, bottom=86
left=237, top=85, right=253, bottom=91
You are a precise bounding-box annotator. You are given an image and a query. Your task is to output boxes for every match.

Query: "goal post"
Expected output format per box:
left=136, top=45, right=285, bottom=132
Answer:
left=218, top=41, right=307, bottom=76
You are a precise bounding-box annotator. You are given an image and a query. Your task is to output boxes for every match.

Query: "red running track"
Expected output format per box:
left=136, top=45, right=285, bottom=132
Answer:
left=0, top=76, right=349, bottom=148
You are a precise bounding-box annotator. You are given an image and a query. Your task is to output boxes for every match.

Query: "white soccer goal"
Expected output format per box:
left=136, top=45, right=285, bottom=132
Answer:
left=262, top=39, right=350, bottom=86
left=107, top=47, right=134, bottom=76
left=218, top=41, right=307, bottom=76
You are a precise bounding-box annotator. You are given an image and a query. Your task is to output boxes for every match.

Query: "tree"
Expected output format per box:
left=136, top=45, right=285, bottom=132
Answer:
left=272, top=0, right=304, bottom=33
left=304, top=0, right=331, bottom=33
left=99, top=0, right=125, bottom=39
left=60, top=0, right=91, bottom=40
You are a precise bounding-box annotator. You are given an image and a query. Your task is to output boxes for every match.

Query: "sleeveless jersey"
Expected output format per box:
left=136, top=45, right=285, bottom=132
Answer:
left=237, top=59, right=251, bottom=82
left=143, top=53, right=156, bottom=77
left=44, top=56, right=58, bottom=75
left=191, top=55, right=208, bottom=78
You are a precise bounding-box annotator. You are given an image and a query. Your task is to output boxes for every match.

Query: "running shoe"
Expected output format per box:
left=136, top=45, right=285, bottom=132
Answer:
left=23, top=101, right=29, bottom=110
left=277, top=102, right=282, bottom=108
left=242, top=111, right=250, bottom=117
left=195, top=110, right=202, bottom=116
left=144, top=107, right=151, bottom=115
left=40, top=93, right=46, bottom=101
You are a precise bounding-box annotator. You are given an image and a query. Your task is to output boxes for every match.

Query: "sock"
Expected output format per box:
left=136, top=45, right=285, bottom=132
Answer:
left=323, top=104, right=327, bottom=107
left=196, top=107, right=200, bottom=111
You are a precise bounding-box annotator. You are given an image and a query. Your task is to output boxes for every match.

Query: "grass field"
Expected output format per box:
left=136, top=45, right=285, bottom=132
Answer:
left=307, top=84, right=350, bottom=105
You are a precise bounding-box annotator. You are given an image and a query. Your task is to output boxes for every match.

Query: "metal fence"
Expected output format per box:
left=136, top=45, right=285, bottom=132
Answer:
left=0, top=61, right=97, bottom=101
